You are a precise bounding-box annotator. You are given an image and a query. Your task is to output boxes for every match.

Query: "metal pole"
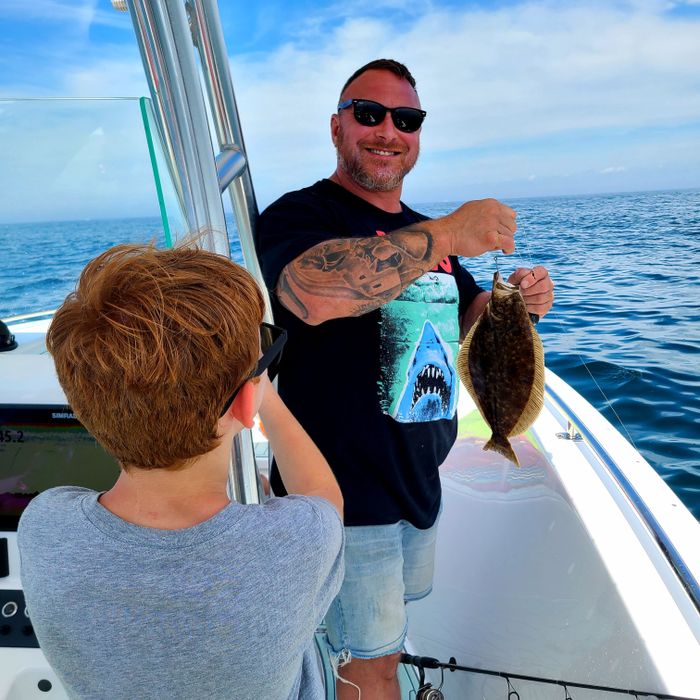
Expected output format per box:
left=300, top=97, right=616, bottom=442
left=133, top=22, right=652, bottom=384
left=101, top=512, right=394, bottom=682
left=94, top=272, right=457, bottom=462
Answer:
left=187, top=0, right=276, bottom=488
left=126, top=0, right=230, bottom=255
left=187, top=0, right=270, bottom=311
left=124, top=0, right=261, bottom=504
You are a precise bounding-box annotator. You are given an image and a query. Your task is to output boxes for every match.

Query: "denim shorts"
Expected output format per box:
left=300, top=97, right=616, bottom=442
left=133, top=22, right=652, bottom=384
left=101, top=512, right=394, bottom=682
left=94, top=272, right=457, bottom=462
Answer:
left=324, top=508, right=441, bottom=660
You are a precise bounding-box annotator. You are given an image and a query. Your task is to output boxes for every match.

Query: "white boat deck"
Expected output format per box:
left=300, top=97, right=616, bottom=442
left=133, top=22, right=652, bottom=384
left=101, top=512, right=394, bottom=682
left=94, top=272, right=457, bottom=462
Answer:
left=407, top=378, right=700, bottom=698
left=2, top=321, right=700, bottom=700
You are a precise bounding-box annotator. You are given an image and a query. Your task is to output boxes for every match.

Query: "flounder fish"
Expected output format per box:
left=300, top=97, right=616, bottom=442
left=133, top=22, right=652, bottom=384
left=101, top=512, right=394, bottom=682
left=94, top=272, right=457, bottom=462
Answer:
left=456, top=272, right=545, bottom=466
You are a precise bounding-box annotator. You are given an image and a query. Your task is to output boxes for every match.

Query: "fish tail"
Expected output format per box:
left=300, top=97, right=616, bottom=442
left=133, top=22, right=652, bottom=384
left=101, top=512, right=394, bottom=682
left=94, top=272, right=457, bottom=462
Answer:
left=484, top=435, right=521, bottom=467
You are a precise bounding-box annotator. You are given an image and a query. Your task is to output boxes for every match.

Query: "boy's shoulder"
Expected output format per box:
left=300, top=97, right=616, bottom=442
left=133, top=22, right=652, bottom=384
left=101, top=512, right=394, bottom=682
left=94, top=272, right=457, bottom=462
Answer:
left=20, top=486, right=92, bottom=518
left=247, top=495, right=343, bottom=561
left=18, top=487, right=94, bottom=542
left=254, top=495, right=342, bottom=535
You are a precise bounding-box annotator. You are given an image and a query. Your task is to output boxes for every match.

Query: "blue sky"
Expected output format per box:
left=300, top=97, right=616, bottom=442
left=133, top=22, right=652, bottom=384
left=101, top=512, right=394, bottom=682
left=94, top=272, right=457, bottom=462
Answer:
left=1, top=0, right=700, bottom=221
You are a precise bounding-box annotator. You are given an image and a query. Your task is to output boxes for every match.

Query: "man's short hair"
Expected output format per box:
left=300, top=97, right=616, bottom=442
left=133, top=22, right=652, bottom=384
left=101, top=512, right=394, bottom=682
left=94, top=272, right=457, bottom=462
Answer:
left=47, top=243, right=265, bottom=470
left=340, top=59, right=417, bottom=97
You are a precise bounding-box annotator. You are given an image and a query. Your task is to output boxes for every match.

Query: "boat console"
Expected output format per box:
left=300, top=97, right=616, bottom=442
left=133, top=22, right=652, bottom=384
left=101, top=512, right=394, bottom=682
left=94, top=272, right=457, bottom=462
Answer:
left=0, top=333, right=119, bottom=656
left=0, top=406, right=119, bottom=533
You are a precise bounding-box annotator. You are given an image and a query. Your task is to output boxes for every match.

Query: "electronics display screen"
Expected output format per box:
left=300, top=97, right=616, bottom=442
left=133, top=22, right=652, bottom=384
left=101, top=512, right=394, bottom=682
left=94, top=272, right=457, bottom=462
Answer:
left=0, top=405, right=120, bottom=531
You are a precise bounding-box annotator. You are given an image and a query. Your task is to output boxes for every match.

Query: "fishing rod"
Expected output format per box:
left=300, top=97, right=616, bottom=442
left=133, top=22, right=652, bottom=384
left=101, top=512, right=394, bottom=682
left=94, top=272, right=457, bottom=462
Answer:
left=401, top=652, right=700, bottom=700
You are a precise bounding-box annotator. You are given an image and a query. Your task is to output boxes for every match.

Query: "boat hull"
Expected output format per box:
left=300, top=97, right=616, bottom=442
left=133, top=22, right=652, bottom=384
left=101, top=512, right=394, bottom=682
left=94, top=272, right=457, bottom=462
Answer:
left=407, top=371, right=700, bottom=698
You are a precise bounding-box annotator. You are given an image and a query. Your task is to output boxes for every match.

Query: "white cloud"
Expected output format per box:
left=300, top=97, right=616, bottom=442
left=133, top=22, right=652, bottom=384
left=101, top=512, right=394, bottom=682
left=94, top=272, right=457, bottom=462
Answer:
left=2, top=0, right=700, bottom=212
left=0, top=0, right=129, bottom=29
left=227, top=1, right=700, bottom=203
left=61, top=57, right=149, bottom=97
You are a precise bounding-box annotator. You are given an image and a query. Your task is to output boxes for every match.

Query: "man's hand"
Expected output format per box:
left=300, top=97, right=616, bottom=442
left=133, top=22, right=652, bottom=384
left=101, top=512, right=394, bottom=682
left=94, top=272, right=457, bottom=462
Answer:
left=435, top=198, right=517, bottom=258
left=508, top=266, right=554, bottom=318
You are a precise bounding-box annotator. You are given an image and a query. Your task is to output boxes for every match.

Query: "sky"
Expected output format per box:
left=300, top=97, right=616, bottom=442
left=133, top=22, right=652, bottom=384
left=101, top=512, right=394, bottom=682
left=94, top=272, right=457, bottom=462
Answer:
left=1, top=0, right=700, bottom=222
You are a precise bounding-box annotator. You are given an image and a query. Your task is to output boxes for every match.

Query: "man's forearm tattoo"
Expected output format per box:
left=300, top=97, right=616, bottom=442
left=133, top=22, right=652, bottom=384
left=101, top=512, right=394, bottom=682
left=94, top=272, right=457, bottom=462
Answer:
left=277, top=226, right=435, bottom=319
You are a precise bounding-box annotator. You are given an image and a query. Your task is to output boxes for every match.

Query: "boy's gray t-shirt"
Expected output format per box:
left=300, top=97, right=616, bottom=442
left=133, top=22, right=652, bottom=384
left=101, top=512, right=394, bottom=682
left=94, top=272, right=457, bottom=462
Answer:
left=18, top=486, right=344, bottom=700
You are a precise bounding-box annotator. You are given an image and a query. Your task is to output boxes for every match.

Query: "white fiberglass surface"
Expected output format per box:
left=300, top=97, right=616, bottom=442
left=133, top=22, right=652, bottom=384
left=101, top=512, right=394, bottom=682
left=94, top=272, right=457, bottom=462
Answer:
left=4, top=326, right=700, bottom=699
left=0, top=321, right=63, bottom=406
left=0, top=654, right=68, bottom=700
left=407, top=383, right=700, bottom=699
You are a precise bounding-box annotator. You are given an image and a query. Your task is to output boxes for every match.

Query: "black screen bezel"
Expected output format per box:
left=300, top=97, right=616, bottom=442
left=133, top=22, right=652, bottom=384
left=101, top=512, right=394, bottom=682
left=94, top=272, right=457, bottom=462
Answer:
left=0, top=404, right=118, bottom=531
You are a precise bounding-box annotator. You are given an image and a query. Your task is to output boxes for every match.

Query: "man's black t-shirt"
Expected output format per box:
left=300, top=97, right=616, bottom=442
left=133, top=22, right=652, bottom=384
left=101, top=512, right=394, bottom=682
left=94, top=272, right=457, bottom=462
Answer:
left=257, top=179, right=483, bottom=528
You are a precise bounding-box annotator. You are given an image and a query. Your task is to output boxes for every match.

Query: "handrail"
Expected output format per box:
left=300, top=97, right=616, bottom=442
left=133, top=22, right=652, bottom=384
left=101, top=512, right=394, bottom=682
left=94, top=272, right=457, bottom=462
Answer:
left=4, top=310, right=57, bottom=323
left=188, top=0, right=270, bottom=318
left=124, top=0, right=261, bottom=504
left=126, top=0, right=229, bottom=255
left=545, top=382, right=700, bottom=612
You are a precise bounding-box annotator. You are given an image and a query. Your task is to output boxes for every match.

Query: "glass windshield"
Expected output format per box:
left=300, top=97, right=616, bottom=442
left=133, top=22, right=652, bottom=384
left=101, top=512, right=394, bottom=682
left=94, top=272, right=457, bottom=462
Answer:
left=0, top=97, right=181, bottom=319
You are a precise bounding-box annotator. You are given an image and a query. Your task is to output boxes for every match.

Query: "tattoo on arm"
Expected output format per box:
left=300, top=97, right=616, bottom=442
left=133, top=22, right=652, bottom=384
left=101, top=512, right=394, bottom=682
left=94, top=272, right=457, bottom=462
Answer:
left=277, top=225, right=435, bottom=319
left=277, top=269, right=310, bottom=320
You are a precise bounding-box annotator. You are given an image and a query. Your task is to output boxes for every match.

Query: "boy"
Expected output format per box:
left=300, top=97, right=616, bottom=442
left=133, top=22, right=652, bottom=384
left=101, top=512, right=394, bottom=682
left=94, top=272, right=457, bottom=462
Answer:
left=18, top=243, right=344, bottom=700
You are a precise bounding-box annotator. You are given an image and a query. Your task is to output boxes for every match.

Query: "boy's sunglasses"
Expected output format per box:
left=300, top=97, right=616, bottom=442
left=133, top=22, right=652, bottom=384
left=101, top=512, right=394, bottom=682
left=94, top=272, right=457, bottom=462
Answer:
left=219, top=322, right=287, bottom=417
left=337, top=99, right=427, bottom=134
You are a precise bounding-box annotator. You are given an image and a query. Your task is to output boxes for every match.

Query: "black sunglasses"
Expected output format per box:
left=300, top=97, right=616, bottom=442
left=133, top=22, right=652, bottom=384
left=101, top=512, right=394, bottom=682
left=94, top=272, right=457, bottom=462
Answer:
left=337, top=99, right=427, bottom=134
left=219, top=322, right=287, bottom=417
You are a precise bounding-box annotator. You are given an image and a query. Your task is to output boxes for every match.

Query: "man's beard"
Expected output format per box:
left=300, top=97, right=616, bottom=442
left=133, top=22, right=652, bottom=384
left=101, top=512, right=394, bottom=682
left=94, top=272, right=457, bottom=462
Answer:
left=336, top=130, right=419, bottom=192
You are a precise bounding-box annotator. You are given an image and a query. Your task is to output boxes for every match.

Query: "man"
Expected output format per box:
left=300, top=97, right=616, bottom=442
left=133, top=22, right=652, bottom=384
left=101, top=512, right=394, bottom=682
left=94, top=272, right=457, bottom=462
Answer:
left=257, top=59, right=554, bottom=699
left=18, top=243, right=344, bottom=700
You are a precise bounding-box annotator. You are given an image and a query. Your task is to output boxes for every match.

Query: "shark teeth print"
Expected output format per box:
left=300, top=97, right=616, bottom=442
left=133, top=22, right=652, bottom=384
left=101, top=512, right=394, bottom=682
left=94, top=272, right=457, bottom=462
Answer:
left=411, top=364, right=449, bottom=411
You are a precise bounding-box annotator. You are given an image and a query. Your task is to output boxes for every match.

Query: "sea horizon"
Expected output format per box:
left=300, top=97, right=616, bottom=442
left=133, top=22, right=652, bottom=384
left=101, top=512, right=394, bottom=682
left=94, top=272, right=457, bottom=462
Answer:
left=2, top=188, right=699, bottom=521
left=2, top=184, right=698, bottom=228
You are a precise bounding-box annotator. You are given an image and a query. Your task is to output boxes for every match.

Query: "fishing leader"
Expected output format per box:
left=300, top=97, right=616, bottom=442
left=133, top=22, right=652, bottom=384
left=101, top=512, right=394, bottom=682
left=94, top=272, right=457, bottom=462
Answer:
left=257, top=58, right=555, bottom=700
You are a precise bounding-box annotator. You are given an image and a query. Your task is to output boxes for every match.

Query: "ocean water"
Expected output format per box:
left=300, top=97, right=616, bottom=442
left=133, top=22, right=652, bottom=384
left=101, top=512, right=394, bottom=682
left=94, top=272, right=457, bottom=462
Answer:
left=1, top=189, right=699, bottom=519
left=423, top=189, right=700, bottom=519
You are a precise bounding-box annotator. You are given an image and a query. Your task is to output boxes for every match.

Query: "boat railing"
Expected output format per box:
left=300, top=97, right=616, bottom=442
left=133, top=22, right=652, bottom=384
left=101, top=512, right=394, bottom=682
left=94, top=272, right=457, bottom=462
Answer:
left=545, top=379, right=700, bottom=612
left=188, top=0, right=263, bottom=280
left=122, top=0, right=271, bottom=504
left=3, top=310, right=58, bottom=324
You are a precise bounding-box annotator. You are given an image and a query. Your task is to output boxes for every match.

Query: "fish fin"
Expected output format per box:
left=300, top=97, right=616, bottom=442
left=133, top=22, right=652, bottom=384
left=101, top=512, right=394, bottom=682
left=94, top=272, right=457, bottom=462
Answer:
left=510, top=327, right=546, bottom=436
left=484, top=434, right=521, bottom=467
left=456, top=327, right=478, bottom=402
left=456, top=327, right=493, bottom=428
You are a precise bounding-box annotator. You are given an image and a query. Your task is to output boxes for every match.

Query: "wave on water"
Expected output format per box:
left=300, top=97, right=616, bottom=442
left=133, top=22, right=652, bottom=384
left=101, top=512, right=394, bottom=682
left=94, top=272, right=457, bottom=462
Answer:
left=2, top=191, right=699, bottom=518
left=424, top=189, right=700, bottom=519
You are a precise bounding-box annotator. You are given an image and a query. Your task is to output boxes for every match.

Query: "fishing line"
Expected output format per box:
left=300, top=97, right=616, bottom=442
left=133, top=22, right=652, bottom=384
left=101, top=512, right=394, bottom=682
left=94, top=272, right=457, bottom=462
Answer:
left=507, top=220, right=640, bottom=452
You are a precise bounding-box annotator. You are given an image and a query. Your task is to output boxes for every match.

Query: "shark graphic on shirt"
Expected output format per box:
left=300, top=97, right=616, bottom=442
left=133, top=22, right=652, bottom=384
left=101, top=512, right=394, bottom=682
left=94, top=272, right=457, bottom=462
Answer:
left=394, top=320, right=457, bottom=422
left=378, top=270, right=459, bottom=423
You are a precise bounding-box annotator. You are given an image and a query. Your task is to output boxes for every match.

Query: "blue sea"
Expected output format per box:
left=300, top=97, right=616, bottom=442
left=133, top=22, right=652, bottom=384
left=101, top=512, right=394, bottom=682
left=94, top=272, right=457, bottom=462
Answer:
left=2, top=189, right=699, bottom=519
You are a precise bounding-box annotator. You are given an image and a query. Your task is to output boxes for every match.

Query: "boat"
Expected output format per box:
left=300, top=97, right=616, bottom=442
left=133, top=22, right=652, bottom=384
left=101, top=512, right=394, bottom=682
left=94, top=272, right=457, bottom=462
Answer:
left=1, top=1, right=699, bottom=698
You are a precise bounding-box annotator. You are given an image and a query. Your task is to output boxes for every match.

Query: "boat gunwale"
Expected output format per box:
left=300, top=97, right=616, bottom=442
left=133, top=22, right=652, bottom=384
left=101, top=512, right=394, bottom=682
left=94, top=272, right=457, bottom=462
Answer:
left=543, top=373, right=700, bottom=613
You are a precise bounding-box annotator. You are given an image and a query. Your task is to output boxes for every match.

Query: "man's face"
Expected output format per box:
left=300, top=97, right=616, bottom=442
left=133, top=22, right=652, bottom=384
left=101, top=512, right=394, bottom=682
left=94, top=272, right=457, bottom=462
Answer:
left=331, top=69, right=421, bottom=193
